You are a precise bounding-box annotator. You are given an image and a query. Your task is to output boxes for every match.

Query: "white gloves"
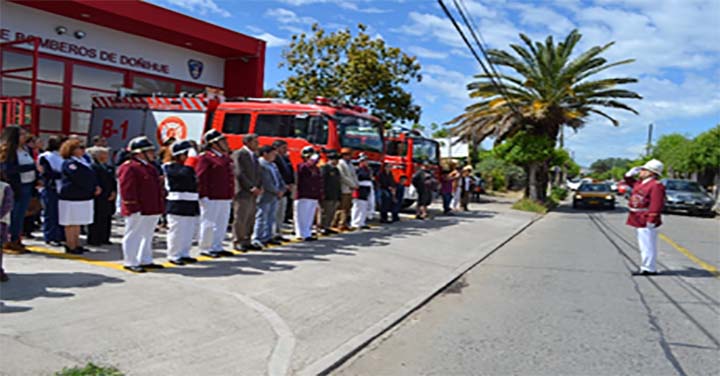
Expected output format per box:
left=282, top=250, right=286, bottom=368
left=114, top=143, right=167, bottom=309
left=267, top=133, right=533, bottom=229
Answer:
left=625, top=166, right=642, bottom=177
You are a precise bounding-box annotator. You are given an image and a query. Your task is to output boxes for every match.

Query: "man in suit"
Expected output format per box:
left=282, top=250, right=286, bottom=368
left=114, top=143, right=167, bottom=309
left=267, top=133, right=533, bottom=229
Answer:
left=272, top=140, right=294, bottom=241
left=332, top=148, right=358, bottom=230
left=231, top=133, right=262, bottom=251
left=252, top=145, right=286, bottom=247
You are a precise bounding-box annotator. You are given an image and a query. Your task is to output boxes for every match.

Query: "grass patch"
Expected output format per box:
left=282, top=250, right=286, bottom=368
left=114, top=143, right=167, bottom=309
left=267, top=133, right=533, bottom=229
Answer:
left=512, top=198, right=551, bottom=214
left=55, top=363, right=124, bottom=376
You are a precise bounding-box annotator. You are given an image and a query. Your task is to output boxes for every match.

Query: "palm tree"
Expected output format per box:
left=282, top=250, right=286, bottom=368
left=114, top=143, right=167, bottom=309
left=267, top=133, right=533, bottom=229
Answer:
left=448, top=30, right=641, bottom=201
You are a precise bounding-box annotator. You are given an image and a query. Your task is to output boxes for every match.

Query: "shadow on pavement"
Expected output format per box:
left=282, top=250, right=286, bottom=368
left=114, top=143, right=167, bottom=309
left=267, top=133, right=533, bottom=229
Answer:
left=154, top=209, right=497, bottom=278
left=0, top=272, right=125, bottom=313
left=658, top=268, right=719, bottom=278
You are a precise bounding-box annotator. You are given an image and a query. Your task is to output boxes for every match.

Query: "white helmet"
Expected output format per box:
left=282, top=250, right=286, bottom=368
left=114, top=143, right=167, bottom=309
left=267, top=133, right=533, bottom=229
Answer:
left=642, top=159, right=664, bottom=176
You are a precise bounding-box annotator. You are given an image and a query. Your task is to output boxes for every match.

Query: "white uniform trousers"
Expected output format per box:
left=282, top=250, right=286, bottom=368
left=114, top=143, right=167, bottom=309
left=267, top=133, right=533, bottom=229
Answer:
left=367, top=185, right=376, bottom=220
left=294, top=198, right=318, bottom=239
left=451, top=186, right=461, bottom=210
left=167, top=214, right=198, bottom=261
left=637, top=225, right=658, bottom=272
left=351, top=199, right=369, bottom=228
left=123, top=213, right=160, bottom=267
left=274, top=195, right=288, bottom=237
left=199, top=199, right=232, bottom=253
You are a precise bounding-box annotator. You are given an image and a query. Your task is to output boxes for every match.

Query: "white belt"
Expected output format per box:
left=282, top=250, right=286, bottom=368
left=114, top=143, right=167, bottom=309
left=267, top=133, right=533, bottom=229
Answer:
left=167, top=192, right=199, bottom=201
left=358, top=181, right=373, bottom=187
left=628, top=207, right=649, bottom=212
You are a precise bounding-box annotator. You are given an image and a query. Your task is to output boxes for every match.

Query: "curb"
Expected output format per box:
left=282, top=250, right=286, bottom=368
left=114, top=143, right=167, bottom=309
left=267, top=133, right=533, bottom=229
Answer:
left=299, top=213, right=544, bottom=376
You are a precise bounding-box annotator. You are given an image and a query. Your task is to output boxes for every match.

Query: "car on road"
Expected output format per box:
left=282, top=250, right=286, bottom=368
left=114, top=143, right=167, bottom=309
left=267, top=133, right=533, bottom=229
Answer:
left=573, top=183, right=615, bottom=210
left=662, top=179, right=716, bottom=217
left=567, top=178, right=592, bottom=191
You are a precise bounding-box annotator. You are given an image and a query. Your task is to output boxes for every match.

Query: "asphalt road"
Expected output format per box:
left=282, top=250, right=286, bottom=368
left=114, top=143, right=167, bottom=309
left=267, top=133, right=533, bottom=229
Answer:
left=336, top=204, right=720, bottom=376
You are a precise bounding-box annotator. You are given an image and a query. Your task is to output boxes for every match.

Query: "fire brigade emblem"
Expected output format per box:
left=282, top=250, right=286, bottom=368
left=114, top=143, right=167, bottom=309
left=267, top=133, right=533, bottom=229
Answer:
left=188, top=59, right=203, bottom=79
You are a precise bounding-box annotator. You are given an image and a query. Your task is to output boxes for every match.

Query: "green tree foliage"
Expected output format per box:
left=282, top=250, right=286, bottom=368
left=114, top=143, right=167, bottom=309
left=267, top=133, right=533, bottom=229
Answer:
left=589, top=157, right=633, bottom=175
left=447, top=30, right=640, bottom=200
left=475, top=150, right=526, bottom=191
left=263, top=88, right=282, bottom=98
left=688, top=124, right=720, bottom=175
left=652, top=133, right=693, bottom=177
left=279, top=23, right=422, bottom=123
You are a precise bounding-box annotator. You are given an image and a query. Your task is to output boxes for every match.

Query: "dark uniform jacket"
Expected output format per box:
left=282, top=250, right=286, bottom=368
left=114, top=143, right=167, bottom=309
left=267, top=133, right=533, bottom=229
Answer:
left=59, top=158, right=97, bottom=201
left=232, top=146, right=261, bottom=199
left=321, top=164, right=342, bottom=201
left=296, top=160, right=323, bottom=200
left=163, top=162, right=200, bottom=216
left=355, top=166, right=372, bottom=201
left=195, top=150, right=235, bottom=200
left=117, top=158, right=165, bottom=216
left=378, top=171, right=394, bottom=190
left=275, top=154, right=295, bottom=186
left=91, top=162, right=116, bottom=216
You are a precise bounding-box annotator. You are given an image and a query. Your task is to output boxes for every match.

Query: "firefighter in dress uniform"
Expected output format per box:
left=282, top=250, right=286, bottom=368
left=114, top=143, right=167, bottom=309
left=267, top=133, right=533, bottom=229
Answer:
left=294, top=146, right=323, bottom=241
left=163, top=140, right=200, bottom=265
left=195, top=130, right=235, bottom=258
left=624, top=159, right=666, bottom=276
left=117, top=136, right=166, bottom=273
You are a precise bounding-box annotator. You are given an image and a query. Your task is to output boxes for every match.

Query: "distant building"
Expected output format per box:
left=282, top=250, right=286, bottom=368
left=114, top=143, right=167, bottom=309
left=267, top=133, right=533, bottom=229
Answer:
left=435, top=136, right=469, bottom=159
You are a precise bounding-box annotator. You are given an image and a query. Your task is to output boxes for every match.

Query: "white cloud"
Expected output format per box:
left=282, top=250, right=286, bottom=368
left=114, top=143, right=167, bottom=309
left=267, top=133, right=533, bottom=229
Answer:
left=419, top=65, right=475, bottom=104
left=409, top=46, right=448, bottom=60
left=162, top=0, right=230, bottom=17
left=253, top=32, right=289, bottom=48
left=265, top=8, right=316, bottom=25
left=277, top=0, right=388, bottom=13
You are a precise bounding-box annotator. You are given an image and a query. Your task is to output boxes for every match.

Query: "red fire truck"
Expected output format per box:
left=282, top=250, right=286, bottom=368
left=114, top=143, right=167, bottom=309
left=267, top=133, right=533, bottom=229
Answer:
left=384, top=129, right=441, bottom=207
left=87, top=94, right=385, bottom=168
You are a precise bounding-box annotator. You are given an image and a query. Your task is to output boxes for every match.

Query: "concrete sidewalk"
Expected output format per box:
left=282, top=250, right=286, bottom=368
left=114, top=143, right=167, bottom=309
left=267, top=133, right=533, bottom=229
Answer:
left=0, top=201, right=537, bottom=376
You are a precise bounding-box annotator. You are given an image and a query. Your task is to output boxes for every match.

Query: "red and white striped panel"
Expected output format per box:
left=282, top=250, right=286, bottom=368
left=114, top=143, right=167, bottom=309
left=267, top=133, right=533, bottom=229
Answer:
left=91, top=96, right=207, bottom=111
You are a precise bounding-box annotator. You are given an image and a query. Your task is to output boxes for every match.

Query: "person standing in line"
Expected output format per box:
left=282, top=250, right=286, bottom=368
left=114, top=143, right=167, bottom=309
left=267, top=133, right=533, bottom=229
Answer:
left=117, top=136, right=166, bottom=273
left=320, top=150, right=342, bottom=235
left=0, top=174, right=15, bottom=282
left=440, top=169, right=457, bottom=215
left=195, top=130, right=235, bottom=258
left=163, top=140, right=200, bottom=265
left=22, top=136, right=42, bottom=239
left=332, top=148, right=358, bottom=231
left=231, top=133, right=262, bottom=251
left=272, top=140, right=294, bottom=242
left=391, top=176, right=407, bottom=223
left=252, top=145, right=286, bottom=247
left=351, top=154, right=373, bottom=230
left=412, top=160, right=431, bottom=220
left=37, top=136, right=65, bottom=246
left=0, top=126, right=37, bottom=254
left=377, top=163, right=396, bottom=223
left=294, top=146, right=323, bottom=241
left=87, top=146, right=116, bottom=246
left=460, top=166, right=473, bottom=211
left=624, top=159, right=666, bottom=276
left=58, top=139, right=100, bottom=254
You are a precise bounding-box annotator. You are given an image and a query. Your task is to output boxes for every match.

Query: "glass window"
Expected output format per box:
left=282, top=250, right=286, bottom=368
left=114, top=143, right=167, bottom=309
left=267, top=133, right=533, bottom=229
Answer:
left=222, top=113, right=251, bottom=134
left=337, top=114, right=384, bottom=153
left=70, top=111, right=91, bottom=134
left=1, top=53, right=64, bottom=82
left=1, top=77, right=30, bottom=97
left=72, top=88, right=109, bottom=110
left=36, top=83, right=64, bottom=107
left=73, top=64, right=124, bottom=90
left=385, top=140, right=407, bottom=156
left=38, top=107, right=62, bottom=131
left=255, top=114, right=295, bottom=137
left=133, top=76, right=175, bottom=94
left=294, top=115, right=328, bottom=145
left=412, top=138, right=440, bottom=164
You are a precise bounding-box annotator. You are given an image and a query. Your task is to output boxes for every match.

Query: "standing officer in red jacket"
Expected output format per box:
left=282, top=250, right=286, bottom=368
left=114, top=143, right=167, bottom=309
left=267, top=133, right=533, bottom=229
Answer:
left=195, top=130, right=235, bottom=258
left=624, top=159, right=666, bottom=276
left=117, top=136, right=165, bottom=273
left=294, top=146, right=323, bottom=241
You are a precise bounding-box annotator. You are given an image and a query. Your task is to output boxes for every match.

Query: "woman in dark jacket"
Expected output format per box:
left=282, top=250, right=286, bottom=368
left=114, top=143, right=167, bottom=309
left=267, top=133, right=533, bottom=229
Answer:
left=0, top=126, right=38, bottom=253
left=87, top=146, right=116, bottom=246
left=58, top=139, right=100, bottom=254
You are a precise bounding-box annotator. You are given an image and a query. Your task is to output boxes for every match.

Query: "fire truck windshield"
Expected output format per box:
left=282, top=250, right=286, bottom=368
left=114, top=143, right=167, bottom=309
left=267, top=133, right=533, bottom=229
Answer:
left=337, top=115, right=383, bottom=153
left=412, top=138, right=440, bottom=164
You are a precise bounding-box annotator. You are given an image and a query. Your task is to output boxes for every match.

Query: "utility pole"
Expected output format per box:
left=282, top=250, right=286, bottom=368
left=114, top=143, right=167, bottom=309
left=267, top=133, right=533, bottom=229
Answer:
left=646, top=123, right=654, bottom=157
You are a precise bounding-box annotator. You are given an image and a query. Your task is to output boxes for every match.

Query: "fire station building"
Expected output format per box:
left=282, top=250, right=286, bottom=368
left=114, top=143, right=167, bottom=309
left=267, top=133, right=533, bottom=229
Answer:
left=0, top=0, right=266, bottom=140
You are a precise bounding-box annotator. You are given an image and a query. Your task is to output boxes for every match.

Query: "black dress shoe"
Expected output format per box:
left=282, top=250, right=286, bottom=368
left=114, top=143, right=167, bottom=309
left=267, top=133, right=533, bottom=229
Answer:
left=78, top=246, right=92, bottom=253
left=46, top=240, right=63, bottom=247
left=123, top=266, right=146, bottom=273
left=216, top=250, right=235, bottom=257
left=274, top=236, right=291, bottom=242
left=303, top=237, right=318, bottom=242
left=632, top=270, right=659, bottom=276
left=168, top=259, right=185, bottom=266
left=361, top=225, right=371, bottom=230
left=180, top=257, right=198, bottom=263
left=65, top=246, right=83, bottom=255
left=140, top=263, right=165, bottom=269
left=201, top=251, right=221, bottom=258
left=246, top=244, right=263, bottom=251
left=267, top=239, right=283, bottom=245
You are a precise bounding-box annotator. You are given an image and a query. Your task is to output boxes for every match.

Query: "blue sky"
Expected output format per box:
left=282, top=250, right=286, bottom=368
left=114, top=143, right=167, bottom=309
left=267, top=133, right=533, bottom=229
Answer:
left=150, top=0, right=719, bottom=166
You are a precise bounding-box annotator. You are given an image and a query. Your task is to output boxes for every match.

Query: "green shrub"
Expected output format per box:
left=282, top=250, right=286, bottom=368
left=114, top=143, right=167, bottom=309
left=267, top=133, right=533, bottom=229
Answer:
left=55, top=363, right=123, bottom=376
left=550, top=187, right=568, bottom=201
left=511, top=198, right=549, bottom=214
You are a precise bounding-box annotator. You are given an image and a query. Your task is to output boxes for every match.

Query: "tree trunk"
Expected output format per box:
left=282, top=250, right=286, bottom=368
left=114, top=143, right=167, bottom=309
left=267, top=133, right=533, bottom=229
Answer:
left=527, top=162, right=539, bottom=200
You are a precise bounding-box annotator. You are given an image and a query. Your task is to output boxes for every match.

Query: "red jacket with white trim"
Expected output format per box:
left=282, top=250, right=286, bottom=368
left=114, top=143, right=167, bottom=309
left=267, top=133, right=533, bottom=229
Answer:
left=625, top=176, right=665, bottom=228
